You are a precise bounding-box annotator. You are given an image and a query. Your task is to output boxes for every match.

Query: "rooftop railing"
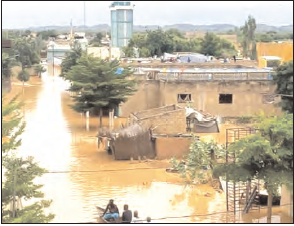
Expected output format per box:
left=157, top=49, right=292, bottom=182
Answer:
left=135, top=71, right=273, bottom=81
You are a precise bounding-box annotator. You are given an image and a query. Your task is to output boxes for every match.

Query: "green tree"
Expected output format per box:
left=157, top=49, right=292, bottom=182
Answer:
left=201, top=32, right=221, bottom=56
left=170, top=139, right=226, bottom=184
left=122, top=46, right=135, bottom=57
left=89, top=32, right=104, bottom=47
left=17, top=69, right=30, bottom=93
left=64, top=55, right=137, bottom=127
left=213, top=113, right=293, bottom=223
left=2, top=95, right=55, bottom=223
left=200, top=32, right=236, bottom=57
left=2, top=95, right=25, bottom=155
left=240, top=15, right=256, bottom=59
left=60, top=41, right=83, bottom=77
left=272, top=61, right=293, bottom=113
left=13, top=37, right=40, bottom=66
left=34, top=64, right=46, bottom=78
left=2, top=53, right=18, bottom=80
left=37, top=30, right=59, bottom=41
left=139, top=47, right=150, bottom=57
left=145, top=28, right=174, bottom=56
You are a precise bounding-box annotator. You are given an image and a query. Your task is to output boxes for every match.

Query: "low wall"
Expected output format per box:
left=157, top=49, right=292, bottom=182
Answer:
left=281, top=185, right=293, bottom=218
left=121, top=60, right=258, bottom=68
left=155, top=137, right=192, bottom=160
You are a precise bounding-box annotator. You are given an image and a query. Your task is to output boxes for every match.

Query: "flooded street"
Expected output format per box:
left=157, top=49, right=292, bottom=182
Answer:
left=6, top=67, right=292, bottom=223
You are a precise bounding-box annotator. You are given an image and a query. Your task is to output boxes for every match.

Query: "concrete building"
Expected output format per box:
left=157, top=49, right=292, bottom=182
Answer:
left=120, top=69, right=281, bottom=119
left=46, top=41, right=71, bottom=65
left=110, top=1, right=134, bottom=48
left=256, top=42, right=293, bottom=68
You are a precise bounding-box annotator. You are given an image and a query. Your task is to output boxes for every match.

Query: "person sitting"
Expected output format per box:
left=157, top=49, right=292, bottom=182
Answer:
left=122, top=204, right=132, bottom=223
left=146, top=217, right=151, bottom=223
left=132, top=210, right=142, bottom=223
left=102, top=199, right=119, bottom=221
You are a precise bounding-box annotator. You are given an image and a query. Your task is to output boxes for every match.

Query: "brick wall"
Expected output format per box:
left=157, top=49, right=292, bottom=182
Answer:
left=155, top=137, right=192, bottom=160
left=134, top=105, right=177, bottom=119
left=137, top=108, right=187, bottom=134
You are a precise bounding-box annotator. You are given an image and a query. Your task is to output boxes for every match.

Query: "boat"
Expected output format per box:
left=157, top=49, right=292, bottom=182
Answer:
left=96, top=206, right=122, bottom=223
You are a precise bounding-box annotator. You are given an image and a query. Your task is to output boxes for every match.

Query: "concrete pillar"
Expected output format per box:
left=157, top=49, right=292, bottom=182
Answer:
left=281, top=185, right=293, bottom=218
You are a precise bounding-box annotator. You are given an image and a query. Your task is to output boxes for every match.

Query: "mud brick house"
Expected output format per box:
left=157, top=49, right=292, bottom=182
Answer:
left=119, top=69, right=281, bottom=119
left=100, top=105, right=213, bottom=160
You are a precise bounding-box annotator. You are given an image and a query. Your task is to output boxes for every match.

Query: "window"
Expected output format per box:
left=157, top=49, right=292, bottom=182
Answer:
left=178, top=94, right=191, bottom=103
left=219, top=94, right=233, bottom=104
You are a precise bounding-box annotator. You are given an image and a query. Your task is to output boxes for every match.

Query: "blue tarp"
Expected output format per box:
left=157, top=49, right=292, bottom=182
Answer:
left=115, top=68, right=124, bottom=75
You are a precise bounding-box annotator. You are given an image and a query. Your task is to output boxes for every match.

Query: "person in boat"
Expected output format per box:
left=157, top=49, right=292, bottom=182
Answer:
left=102, top=199, right=119, bottom=221
left=122, top=204, right=132, bottom=223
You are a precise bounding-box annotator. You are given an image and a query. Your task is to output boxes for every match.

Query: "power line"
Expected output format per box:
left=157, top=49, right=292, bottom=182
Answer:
left=131, top=203, right=294, bottom=223
left=45, top=167, right=167, bottom=174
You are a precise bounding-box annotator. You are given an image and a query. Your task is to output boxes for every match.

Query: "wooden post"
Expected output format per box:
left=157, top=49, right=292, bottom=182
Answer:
left=99, top=108, right=103, bottom=128
left=267, top=192, right=273, bottom=223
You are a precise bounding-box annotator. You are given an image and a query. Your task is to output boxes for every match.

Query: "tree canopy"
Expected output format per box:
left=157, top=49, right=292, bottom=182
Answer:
left=170, top=139, right=226, bottom=184
left=2, top=95, right=55, bottom=223
left=240, top=15, right=257, bottom=59
left=60, top=41, right=83, bottom=78
left=34, top=64, right=47, bottom=77
left=124, top=28, right=236, bottom=58
left=213, top=113, right=293, bottom=195
left=64, top=54, right=137, bottom=124
left=272, top=61, right=293, bottom=113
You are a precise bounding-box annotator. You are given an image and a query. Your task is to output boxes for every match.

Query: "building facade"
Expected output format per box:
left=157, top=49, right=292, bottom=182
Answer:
left=110, top=1, right=134, bottom=48
left=256, top=42, right=293, bottom=68
left=120, top=75, right=281, bottom=118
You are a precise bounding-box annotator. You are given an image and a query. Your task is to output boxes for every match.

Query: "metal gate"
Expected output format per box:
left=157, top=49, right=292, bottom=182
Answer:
left=225, top=127, right=260, bottom=222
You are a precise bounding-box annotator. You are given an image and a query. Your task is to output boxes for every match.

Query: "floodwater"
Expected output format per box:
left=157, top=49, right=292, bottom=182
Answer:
left=4, top=66, right=292, bottom=223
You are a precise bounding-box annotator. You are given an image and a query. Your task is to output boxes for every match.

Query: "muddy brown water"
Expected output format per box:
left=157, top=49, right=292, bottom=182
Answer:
left=4, top=67, right=292, bottom=223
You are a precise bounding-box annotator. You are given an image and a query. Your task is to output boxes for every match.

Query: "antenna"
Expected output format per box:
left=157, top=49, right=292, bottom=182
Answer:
left=84, top=1, right=86, bottom=31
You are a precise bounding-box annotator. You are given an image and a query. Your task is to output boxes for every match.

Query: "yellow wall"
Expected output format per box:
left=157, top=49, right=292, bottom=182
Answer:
left=257, top=42, right=293, bottom=68
left=87, top=47, right=120, bottom=60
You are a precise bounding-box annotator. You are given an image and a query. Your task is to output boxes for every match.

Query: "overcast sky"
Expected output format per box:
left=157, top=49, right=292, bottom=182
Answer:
left=2, top=1, right=293, bottom=29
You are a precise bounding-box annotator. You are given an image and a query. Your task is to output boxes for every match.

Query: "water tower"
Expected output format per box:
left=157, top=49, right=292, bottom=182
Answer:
left=110, top=2, right=134, bottom=48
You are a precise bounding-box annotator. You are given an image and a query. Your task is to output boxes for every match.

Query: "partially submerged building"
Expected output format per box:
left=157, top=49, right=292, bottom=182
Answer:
left=119, top=67, right=281, bottom=118
left=100, top=105, right=216, bottom=160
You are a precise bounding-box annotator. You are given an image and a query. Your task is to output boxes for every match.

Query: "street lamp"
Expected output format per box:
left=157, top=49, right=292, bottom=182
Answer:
left=49, top=43, right=55, bottom=80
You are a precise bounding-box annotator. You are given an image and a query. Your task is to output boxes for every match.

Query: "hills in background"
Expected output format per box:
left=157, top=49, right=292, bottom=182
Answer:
left=10, top=24, right=293, bottom=33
